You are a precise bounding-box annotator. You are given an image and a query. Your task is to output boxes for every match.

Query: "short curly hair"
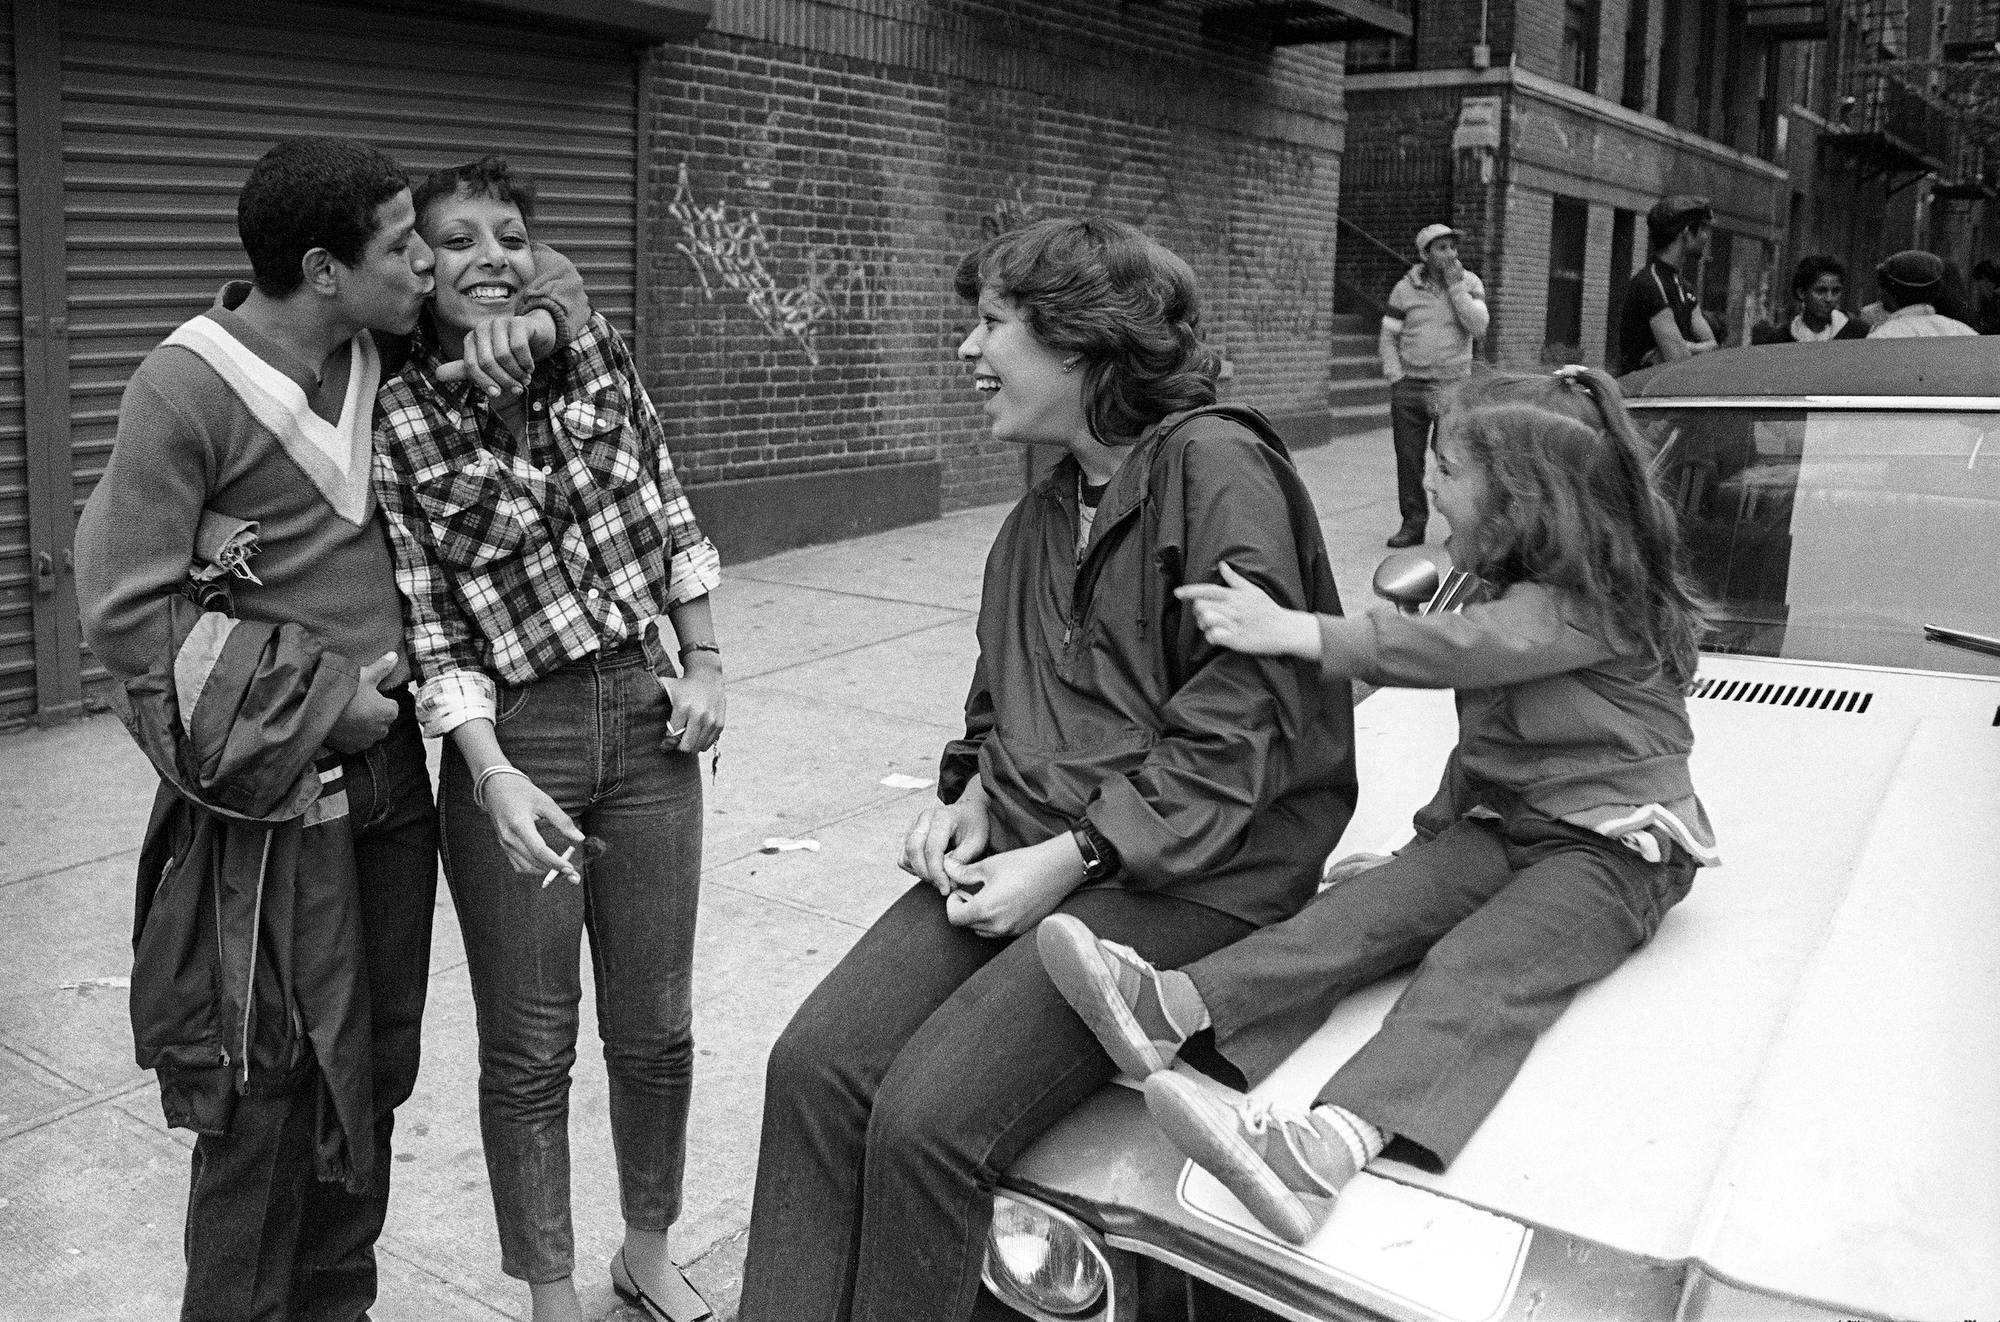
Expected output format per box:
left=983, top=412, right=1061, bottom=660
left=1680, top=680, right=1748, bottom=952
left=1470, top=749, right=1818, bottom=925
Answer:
left=1789, top=254, right=1846, bottom=298
left=411, top=155, right=537, bottom=234
left=238, top=138, right=410, bottom=297
left=953, top=217, right=1220, bottom=441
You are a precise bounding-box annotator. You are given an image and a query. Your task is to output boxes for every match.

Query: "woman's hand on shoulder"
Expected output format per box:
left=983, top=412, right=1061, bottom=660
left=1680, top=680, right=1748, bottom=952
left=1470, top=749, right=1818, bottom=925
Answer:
left=899, top=780, right=991, bottom=895
left=1174, top=562, right=1323, bottom=660
left=481, top=772, right=587, bottom=883
left=942, top=832, right=1086, bottom=939
left=659, top=662, right=725, bottom=753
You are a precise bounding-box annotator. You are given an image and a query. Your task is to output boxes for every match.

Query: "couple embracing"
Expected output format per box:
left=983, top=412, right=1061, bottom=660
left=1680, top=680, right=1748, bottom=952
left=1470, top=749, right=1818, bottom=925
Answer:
left=78, top=139, right=717, bottom=1322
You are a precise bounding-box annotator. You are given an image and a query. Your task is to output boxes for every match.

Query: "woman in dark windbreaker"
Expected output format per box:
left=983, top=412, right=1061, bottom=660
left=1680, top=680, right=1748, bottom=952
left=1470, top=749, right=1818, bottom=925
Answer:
left=736, top=217, right=1360, bottom=1322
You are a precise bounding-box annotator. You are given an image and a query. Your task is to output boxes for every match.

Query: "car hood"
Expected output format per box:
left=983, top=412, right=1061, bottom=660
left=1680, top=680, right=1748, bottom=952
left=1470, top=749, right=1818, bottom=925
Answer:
left=1021, top=654, right=2000, bottom=1320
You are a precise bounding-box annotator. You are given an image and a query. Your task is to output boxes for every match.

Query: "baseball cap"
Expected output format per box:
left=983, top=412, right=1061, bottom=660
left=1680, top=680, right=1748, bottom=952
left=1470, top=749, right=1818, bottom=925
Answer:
left=1646, top=195, right=1713, bottom=242
left=1877, top=249, right=1945, bottom=292
left=1414, top=223, right=1457, bottom=253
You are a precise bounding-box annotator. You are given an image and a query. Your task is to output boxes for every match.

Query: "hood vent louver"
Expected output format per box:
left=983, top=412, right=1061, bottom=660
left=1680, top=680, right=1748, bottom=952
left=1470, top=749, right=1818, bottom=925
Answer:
left=1689, top=676, right=1872, bottom=713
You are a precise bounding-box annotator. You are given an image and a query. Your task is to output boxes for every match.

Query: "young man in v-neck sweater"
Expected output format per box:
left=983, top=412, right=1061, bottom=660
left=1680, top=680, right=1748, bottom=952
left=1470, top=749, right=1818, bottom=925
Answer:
left=74, top=138, right=578, bottom=1322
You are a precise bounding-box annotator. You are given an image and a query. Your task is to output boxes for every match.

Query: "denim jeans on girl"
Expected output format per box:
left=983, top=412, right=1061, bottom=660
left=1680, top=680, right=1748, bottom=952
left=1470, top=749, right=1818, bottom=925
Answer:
left=1193, top=810, right=1696, bottom=1170
left=439, top=646, right=702, bottom=1283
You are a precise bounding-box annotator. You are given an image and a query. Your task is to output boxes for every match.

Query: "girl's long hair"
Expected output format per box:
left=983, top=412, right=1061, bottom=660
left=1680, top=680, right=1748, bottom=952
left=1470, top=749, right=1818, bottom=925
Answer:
left=1437, top=367, right=1708, bottom=688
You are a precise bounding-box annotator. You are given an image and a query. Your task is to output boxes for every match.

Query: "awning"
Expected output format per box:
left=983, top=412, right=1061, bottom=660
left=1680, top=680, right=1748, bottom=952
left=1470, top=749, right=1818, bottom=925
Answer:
left=1202, top=0, right=1414, bottom=44
left=472, top=0, right=711, bottom=43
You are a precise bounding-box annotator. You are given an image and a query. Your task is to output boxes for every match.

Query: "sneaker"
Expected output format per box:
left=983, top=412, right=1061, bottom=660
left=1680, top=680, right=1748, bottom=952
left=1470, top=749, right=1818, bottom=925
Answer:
left=1385, top=521, right=1426, bottom=549
left=1142, top=1072, right=1358, bottom=1245
left=1037, top=914, right=1188, bottom=1079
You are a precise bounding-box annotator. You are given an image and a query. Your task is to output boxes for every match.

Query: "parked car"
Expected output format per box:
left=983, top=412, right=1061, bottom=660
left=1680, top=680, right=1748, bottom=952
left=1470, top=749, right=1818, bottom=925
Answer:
left=977, top=337, right=2000, bottom=1322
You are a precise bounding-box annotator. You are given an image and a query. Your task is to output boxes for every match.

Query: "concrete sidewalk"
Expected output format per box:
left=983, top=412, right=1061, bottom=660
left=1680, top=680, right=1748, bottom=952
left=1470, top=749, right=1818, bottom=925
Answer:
left=0, top=429, right=1415, bottom=1322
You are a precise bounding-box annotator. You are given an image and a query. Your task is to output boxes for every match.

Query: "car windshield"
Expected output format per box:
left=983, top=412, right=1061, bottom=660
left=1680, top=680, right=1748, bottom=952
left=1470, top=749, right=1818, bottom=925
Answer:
left=1635, top=407, right=2000, bottom=677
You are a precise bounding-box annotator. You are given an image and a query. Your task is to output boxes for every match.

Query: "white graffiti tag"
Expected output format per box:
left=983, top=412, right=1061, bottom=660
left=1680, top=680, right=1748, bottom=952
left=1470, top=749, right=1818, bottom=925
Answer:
left=667, top=162, right=875, bottom=364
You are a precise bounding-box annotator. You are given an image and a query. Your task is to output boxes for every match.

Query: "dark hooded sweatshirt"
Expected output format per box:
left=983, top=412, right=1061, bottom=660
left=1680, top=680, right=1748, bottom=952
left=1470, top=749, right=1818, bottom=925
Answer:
left=939, top=406, right=1359, bottom=929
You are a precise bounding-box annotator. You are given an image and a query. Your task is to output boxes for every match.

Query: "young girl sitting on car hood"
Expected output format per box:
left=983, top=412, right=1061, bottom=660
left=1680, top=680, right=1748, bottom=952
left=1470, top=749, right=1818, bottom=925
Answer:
left=1037, top=365, right=1719, bottom=1244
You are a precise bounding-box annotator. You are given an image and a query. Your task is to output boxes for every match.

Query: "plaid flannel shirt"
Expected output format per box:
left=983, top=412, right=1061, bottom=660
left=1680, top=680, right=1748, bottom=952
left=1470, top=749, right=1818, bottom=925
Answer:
left=373, top=312, right=721, bottom=738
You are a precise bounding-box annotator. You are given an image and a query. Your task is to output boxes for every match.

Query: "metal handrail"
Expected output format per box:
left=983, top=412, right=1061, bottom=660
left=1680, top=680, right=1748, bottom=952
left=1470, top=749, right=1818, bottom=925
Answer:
left=1337, top=212, right=1414, bottom=268
left=1335, top=274, right=1389, bottom=320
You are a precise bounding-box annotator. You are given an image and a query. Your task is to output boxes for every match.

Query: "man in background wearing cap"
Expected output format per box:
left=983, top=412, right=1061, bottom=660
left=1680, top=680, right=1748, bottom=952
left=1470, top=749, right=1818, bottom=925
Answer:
left=1378, top=222, right=1488, bottom=548
left=1617, top=195, right=1719, bottom=373
left=1868, top=250, right=1976, bottom=338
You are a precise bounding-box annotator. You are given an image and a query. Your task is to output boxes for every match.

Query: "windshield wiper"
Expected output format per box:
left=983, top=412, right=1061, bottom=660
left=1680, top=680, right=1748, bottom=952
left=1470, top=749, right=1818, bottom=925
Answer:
left=1923, top=624, right=2000, bottom=658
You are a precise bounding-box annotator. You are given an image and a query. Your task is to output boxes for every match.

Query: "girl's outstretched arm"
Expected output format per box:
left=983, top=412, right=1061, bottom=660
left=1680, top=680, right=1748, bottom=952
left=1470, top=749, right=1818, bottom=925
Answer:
left=1179, top=569, right=1617, bottom=688
left=1175, top=562, right=1323, bottom=660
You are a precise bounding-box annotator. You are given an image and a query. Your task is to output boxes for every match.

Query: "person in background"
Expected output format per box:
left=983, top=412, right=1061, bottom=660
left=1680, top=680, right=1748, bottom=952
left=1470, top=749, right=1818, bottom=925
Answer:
left=1379, top=223, right=1488, bottom=548
left=1617, top=196, right=1719, bottom=373
left=1868, top=250, right=1978, bottom=338
left=1752, top=255, right=1858, bottom=344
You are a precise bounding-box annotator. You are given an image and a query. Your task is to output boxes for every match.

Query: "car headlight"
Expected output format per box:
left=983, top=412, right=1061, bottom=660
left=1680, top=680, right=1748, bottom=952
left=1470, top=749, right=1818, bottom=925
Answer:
left=982, top=1191, right=1108, bottom=1318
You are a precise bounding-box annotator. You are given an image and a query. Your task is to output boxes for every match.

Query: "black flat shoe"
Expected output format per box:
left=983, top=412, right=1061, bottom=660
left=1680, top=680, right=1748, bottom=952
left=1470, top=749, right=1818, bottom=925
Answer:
left=611, top=1247, right=712, bottom=1322
left=1385, top=523, right=1426, bottom=549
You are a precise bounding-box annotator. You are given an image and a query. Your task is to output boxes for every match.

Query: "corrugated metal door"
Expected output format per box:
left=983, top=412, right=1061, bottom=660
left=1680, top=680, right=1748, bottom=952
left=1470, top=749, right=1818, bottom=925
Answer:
left=0, top=4, right=30, bottom=722
left=53, top=0, right=640, bottom=710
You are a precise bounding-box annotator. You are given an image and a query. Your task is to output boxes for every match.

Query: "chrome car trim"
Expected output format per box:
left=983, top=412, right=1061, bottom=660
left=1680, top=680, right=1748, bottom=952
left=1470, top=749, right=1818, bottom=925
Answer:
left=1699, top=650, right=2000, bottom=686
left=1101, top=1236, right=1338, bottom=1322
left=1626, top=395, right=2000, bottom=410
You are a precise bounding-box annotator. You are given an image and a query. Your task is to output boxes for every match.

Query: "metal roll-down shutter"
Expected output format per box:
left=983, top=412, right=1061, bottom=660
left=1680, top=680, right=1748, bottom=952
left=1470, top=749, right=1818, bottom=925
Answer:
left=0, top=4, right=32, bottom=722
left=56, top=0, right=639, bottom=702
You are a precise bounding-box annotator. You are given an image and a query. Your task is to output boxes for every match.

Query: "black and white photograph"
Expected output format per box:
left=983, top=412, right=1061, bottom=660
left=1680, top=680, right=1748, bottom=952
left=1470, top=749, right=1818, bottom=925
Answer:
left=0, top=0, right=1995, bottom=1319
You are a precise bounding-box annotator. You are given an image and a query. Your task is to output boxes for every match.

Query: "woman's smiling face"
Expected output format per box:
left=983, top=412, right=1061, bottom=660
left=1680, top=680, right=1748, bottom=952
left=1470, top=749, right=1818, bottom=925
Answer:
left=422, top=188, right=534, bottom=343
left=956, top=288, right=1088, bottom=447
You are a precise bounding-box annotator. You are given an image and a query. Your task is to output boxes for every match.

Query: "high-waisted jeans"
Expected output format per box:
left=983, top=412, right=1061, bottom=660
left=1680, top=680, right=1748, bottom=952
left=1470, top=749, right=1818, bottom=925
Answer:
left=439, top=646, right=702, bottom=1283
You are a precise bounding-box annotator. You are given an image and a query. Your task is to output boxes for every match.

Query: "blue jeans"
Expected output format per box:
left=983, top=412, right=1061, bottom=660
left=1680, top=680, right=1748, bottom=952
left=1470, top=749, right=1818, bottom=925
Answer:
left=180, top=706, right=439, bottom=1322
left=739, top=882, right=1255, bottom=1322
left=1194, top=812, right=1696, bottom=1169
left=439, top=646, right=702, bottom=1283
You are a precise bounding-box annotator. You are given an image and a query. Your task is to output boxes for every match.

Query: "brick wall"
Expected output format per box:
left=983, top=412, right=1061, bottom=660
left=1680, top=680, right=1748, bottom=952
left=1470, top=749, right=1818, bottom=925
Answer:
left=1491, top=182, right=1553, bottom=364
left=1336, top=87, right=1464, bottom=314
left=1580, top=199, right=1616, bottom=367
left=640, top=1, right=1347, bottom=514
left=1513, top=0, right=1567, bottom=82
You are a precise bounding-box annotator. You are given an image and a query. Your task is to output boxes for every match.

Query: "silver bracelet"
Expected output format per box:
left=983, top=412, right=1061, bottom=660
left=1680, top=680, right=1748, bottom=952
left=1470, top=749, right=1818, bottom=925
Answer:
left=473, top=764, right=530, bottom=811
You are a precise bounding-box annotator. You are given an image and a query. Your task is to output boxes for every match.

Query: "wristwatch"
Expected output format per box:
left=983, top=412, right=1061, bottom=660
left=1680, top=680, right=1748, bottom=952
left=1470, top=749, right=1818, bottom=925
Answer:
left=1072, top=821, right=1121, bottom=883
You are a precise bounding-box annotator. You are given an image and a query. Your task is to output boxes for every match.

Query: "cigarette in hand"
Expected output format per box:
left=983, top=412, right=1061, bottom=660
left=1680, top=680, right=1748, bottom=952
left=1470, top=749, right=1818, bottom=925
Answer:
left=540, top=836, right=608, bottom=888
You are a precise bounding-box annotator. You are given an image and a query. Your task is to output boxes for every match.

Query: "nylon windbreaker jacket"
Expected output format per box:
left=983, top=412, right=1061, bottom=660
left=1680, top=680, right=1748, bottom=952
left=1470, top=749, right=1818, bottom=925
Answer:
left=939, top=406, right=1359, bottom=928
left=118, top=590, right=378, bottom=1193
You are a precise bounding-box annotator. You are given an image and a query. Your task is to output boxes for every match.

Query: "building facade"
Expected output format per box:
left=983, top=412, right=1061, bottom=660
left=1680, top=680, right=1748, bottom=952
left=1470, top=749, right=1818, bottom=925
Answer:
left=0, top=0, right=1391, bottom=728
left=1338, top=0, right=1793, bottom=370
left=1337, top=0, right=1999, bottom=369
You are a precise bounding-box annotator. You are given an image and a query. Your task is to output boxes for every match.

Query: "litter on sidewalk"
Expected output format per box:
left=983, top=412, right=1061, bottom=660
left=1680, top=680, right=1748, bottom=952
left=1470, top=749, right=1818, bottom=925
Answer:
left=57, top=976, right=130, bottom=992
left=879, top=773, right=934, bottom=790
left=761, top=837, right=821, bottom=854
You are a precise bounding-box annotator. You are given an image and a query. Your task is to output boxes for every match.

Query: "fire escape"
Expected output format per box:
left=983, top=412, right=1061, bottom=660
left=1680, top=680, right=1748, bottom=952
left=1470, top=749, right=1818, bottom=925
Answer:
left=1198, top=0, right=1413, bottom=44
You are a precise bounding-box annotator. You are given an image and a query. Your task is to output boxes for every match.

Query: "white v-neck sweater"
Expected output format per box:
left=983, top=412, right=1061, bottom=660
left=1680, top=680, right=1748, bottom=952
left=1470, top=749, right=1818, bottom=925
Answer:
left=77, top=299, right=407, bottom=688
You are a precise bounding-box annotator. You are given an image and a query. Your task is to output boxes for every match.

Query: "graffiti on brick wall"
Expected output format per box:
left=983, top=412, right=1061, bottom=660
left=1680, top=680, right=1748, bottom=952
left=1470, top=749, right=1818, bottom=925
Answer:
left=982, top=179, right=1044, bottom=238
left=666, top=162, right=877, bottom=365
left=1229, top=235, right=1333, bottom=339
left=974, top=153, right=1331, bottom=342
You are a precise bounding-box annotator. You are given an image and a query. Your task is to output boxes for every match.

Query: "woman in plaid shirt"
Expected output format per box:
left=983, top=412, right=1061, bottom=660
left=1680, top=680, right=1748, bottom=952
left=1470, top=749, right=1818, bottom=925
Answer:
left=373, top=158, right=720, bottom=1322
